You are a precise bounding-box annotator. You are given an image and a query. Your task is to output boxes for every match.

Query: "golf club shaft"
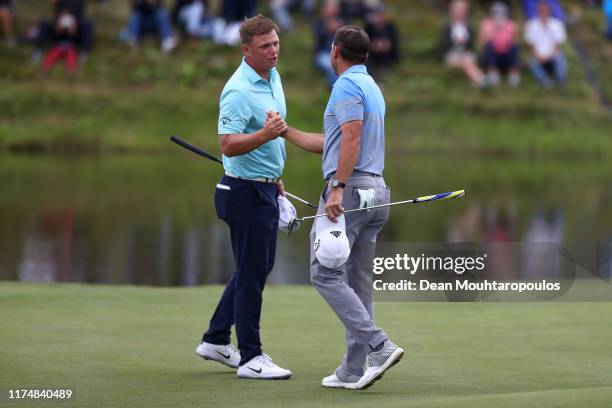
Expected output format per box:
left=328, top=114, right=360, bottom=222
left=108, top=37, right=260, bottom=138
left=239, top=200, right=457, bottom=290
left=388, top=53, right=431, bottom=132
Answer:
left=170, top=135, right=223, bottom=164
left=297, top=190, right=466, bottom=221
left=170, top=135, right=318, bottom=209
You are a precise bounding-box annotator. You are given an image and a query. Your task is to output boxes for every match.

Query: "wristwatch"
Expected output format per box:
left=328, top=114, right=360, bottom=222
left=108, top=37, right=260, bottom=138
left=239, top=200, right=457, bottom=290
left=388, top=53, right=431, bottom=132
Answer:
left=329, top=178, right=346, bottom=189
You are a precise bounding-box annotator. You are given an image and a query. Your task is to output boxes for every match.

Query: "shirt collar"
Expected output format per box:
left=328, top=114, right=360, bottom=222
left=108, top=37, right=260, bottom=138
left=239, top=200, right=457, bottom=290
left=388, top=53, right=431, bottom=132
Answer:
left=241, top=58, right=277, bottom=84
left=339, top=64, right=368, bottom=78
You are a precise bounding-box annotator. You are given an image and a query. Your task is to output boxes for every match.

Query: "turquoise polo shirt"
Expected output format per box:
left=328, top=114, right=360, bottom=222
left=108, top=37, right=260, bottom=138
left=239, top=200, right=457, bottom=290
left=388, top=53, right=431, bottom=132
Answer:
left=218, top=58, right=287, bottom=179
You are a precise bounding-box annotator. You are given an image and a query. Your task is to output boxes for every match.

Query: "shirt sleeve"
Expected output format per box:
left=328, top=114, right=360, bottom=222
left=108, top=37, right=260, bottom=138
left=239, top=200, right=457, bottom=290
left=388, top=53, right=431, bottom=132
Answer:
left=218, top=89, right=252, bottom=135
left=330, top=77, right=364, bottom=125
left=554, top=20, right=567, bottom=44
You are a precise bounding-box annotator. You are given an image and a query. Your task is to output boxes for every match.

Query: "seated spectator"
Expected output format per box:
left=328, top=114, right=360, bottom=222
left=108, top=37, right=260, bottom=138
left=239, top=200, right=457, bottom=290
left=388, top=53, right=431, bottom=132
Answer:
left=440, top=0, right=486, bottom=87
left=269, top=0, right=316, bottom=32
left=172, top=0, right=223, bottom=41
left=524, top=1, right=567, bottom=88
left=219, top=0, right=259, bottom=44
left=365, top=5, right=399, bottom=77
left=605, top=0, right=612, bottom=39
left=42, top=10, right=79, bottom=76
left=0, top=0, right=14, bottom=47
left=128, top=0, right=177, bottom=52
left=28, top=0, right=94, bottom=62
left=313, top=2, right=343, bottom=87
left=479, top=1, right=520, bottom=87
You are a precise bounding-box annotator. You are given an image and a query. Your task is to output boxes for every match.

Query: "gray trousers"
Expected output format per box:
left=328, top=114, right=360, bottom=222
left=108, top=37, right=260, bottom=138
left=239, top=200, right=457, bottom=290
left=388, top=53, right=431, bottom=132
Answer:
left=310, top=174, right=390, bottom=376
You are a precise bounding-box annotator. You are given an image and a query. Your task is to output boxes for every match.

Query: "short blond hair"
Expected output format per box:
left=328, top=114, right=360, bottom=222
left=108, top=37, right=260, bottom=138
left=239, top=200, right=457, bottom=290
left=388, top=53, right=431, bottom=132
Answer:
left=239, top=15, right=279, bottom=45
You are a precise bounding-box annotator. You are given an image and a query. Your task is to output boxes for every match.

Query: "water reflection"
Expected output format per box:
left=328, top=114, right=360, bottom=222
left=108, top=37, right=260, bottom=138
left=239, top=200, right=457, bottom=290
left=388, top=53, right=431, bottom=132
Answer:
left=1, top=155, right=611, bottom=286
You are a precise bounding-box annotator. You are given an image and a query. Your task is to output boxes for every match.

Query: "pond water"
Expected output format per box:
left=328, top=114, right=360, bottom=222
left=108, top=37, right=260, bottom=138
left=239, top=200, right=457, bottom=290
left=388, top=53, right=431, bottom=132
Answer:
left=1, top=153, right=610, bottom=285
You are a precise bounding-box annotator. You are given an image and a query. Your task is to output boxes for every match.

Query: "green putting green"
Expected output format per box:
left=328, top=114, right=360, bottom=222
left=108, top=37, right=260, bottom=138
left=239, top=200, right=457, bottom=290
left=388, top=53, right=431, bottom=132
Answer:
left=1, top=283, right=611, bottom=407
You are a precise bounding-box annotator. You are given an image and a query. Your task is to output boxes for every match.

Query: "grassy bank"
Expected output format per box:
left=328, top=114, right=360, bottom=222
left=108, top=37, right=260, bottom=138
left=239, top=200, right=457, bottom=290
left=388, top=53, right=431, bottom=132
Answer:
left=1, top=283, right=612, bottom=407
left=0, top=1, right=611, bottom=156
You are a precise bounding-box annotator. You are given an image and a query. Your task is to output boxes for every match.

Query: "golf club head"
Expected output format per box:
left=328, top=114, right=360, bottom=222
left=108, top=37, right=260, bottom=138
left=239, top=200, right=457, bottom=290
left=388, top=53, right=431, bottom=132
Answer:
left=287, top=218, right=301, bottom=236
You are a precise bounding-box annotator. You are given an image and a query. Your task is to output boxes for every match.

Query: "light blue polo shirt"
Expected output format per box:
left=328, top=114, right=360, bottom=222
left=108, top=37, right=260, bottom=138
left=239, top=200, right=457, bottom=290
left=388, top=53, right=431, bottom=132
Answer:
left=322, top=64, right=385, bottom=179
left=218, top=58, right=287, bottom=179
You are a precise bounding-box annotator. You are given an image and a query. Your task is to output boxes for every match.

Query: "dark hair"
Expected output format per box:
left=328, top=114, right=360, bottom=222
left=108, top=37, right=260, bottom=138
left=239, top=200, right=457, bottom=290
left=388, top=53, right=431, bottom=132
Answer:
left=333, top=25, right=370, bottom=64
left=240, top=15, right=279, bottom=45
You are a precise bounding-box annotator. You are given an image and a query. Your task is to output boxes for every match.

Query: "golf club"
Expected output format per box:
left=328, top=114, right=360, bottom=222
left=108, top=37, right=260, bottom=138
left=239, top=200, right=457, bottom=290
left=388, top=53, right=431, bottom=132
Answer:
left=170, top=135, right=318, bottom=209
left=287, top=189, right=466, bottom=235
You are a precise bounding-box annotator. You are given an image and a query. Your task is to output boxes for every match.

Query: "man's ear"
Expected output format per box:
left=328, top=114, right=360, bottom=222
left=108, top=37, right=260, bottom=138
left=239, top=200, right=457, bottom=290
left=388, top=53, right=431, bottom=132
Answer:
left=331, top=44, right=339, bottom=60
left=242, top=44, right=249, bottom=57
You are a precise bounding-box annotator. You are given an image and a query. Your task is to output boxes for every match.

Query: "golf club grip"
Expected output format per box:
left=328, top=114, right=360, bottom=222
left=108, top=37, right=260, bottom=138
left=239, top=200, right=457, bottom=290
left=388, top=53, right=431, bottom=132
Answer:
left=170, top=135, right=223, bottom=164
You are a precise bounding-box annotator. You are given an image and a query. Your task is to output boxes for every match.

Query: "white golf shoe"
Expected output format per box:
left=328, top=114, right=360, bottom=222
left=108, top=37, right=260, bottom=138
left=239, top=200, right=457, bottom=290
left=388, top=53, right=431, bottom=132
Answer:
left=237, top=354, right=292, bottom=380
left=195, top=342, right=240, bottom=369
left=322, top=366, right=361, bottom=389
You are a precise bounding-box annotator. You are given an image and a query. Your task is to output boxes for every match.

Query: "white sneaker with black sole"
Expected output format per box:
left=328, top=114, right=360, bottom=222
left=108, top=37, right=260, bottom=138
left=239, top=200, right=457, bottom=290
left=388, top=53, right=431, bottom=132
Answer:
left=355, top=340, right=404, bottom=390
left=195, top=342, right=240, bottom=369
left=322, top=366, right=361, bottom=389
left=237, top=354, right=292, bottom=380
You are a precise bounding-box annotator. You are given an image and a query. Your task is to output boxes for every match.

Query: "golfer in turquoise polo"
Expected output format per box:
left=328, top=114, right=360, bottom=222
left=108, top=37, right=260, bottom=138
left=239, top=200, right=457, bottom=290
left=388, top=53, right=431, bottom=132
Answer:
left=195, top=15, right=292, bottom=380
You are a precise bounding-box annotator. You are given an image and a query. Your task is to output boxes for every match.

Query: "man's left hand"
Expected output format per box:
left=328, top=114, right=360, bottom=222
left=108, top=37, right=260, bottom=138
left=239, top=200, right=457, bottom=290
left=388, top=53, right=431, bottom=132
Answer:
left=325, top=187, right=344, bottom=222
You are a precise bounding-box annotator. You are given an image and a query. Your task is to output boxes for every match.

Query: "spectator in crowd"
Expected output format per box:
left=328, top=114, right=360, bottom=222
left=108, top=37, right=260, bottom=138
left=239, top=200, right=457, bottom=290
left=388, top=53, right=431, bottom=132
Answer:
left=127, top=0, right=177, bottom=52
left=605, top=0, right=612, bottom=39
left=218, top=0, right=259, bottom=44
left=440, top=0, right=486, bottom=87
left=365, top=5, right=399, bottom=77
left=41, top=10, right=79, bottom=76
left=524, top=1, right=567, bottom=88
left=172, top=0, right=223, bottom=41
left=28, top=0, right=94, bottom=63
left=479, top=1, right=520, bottom=87
left=313, top=2, right=343, bottom=87
left=0, top=0, right=15, bottom=47
left=269, top=0, right=316, bottom=32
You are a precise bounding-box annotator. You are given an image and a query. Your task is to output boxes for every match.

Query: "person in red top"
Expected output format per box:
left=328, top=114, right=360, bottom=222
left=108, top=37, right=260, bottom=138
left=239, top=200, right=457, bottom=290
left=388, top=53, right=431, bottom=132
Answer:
left=479, top=1, right=520, bottom=87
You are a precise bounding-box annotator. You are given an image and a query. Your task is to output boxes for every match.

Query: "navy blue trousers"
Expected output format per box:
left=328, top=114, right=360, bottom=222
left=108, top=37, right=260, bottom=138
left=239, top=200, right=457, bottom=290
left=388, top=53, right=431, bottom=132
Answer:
left=203, top=176, right=279, bottom=365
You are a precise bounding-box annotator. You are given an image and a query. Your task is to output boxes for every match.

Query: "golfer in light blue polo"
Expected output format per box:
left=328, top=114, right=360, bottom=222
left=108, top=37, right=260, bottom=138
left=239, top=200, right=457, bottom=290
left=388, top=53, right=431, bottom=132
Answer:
left=195, top=15, right=293, bottom=381
left=283, top=25, right=404, bottom=390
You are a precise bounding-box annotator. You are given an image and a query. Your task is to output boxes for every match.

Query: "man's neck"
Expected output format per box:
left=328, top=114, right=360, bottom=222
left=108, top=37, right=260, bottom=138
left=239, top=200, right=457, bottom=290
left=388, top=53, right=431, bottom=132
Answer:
left=335, top=62, right=357, bottom=77
left=245, top=58, right=269, bottom=81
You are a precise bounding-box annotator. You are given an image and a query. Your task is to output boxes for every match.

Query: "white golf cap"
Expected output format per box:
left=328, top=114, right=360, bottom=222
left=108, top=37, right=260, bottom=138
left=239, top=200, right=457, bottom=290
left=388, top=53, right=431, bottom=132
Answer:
left=278, top=195, right=298, bottom=233
left=313, top=214, right=350, bottom=269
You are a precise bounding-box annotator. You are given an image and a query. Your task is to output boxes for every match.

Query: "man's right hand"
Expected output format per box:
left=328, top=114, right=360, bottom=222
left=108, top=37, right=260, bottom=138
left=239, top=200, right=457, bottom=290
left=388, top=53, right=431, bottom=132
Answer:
left=264, top=111, right=288, bottom=140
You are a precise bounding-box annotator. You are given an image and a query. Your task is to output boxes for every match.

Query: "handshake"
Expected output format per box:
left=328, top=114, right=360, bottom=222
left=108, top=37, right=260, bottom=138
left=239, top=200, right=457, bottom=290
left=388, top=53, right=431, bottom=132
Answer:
left=263, top=111, right=288, bottom=140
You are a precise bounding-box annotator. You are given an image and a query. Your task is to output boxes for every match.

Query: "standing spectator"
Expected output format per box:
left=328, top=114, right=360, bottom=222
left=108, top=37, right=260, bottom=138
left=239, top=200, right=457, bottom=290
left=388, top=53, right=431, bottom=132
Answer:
left=440, top=0, right=486, bottom=87
left=365, top=5, right=399, bottom=77
left=0, top=0, right=15, bottom=47
left=269, top=0, right=316, bottom=32
left=479, top=1, right=520, bottom=87
left=605, top=0, right=612, bottom=39
left=128, top=0, right=177, bottom=52
left=42, top=10, right=79, bottom=76
left=524, top=1, right=567, bottom=88
left=313, top=2, right=342, bottom=87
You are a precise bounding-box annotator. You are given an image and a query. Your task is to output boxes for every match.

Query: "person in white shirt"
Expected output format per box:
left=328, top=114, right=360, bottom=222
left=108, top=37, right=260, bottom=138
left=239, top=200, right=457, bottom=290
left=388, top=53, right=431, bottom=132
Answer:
left=524, top=1, right=567, bottom=88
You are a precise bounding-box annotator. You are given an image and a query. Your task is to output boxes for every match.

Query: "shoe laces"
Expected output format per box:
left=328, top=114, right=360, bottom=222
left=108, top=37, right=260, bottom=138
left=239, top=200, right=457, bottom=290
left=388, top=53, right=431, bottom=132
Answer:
left=256, top=354, right=276, bottom=368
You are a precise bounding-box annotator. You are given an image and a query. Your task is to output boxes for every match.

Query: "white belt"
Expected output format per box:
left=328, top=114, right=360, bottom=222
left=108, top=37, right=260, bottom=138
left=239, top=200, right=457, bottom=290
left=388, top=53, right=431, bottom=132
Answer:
left=225, top=171, right=280, bottom=184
